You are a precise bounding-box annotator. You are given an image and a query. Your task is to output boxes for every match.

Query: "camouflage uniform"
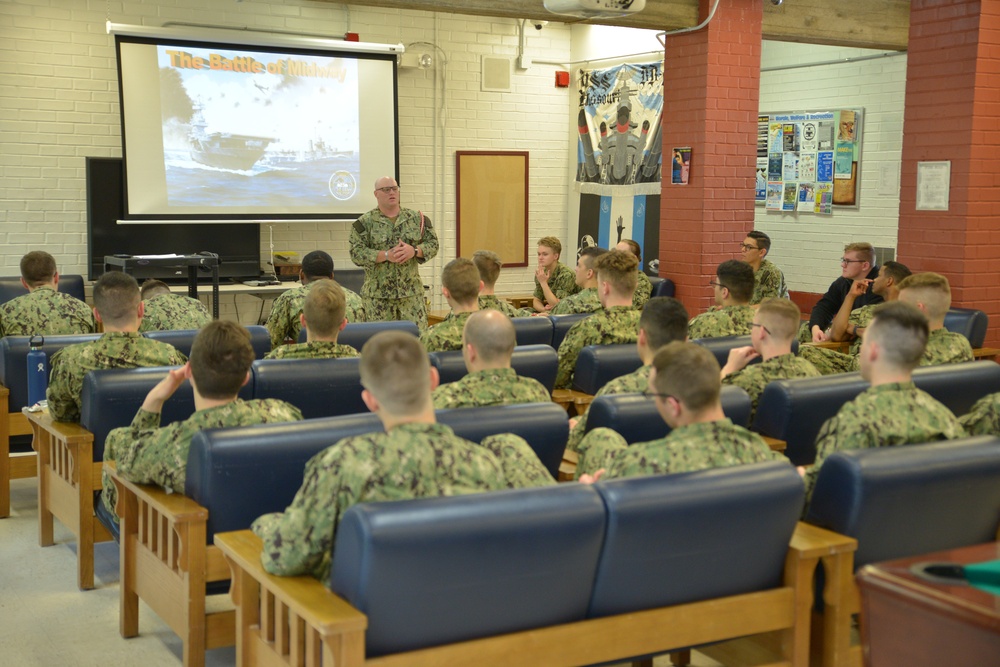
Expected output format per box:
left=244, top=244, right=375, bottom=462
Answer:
left=265, top=282, right=365, bottom=348
left=550, top=287, right=602, bottom=315
left=722, top=353, right=821, bottom=424
left=0, top=285, right=95, bottom=336
left=923, top=328, right=973, bottom=366
left=800, top=326, right=975, bottom=377
left=797, top=345, right=859, bottom=376
left=958, top=392, right=1000, bottom=435
left=47, top=333, right=188, bottom=423
left=252, top=422, right=553, bottom=580
left=478, top=294, right=520, bottom=318
left=533, top=262, right=580, bottom=307
left=349, top=207, right=438, bottom=333
left=264, top=341, right=359, bottom=360
left=576, top=419, right=783, bottom=479
left=420, top=310, right=474, bottom=353
left=633, top=272, right=653, bottom=310
left=750, top=259, right=789, bottom=305
left=102, top=399, right=303, bottom=521
left=555, top=306, right=642, bottom=389
left=138, top=293, right=211, bottom=333
left=844, top=304, right=878, bottom=354
left=566, top=364, right=652, bottom=452
left=688, top=305, right=756, bottom=340
left=432, top=367, right=550, bottom=409
left=805, top=381, right=965, bottom=501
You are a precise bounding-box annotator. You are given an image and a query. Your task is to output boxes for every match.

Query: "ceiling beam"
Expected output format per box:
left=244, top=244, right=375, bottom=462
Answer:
left=314, top=0, right=909, bottom=51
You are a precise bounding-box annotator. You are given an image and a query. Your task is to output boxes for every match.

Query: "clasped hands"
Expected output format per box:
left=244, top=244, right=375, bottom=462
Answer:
left=386, top=240, right=417, bottom=263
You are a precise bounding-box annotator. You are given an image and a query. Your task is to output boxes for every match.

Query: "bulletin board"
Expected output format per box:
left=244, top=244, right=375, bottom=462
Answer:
left=755, top=109, right=863, bottom=214
left=456, top=151, right=529, bottom=266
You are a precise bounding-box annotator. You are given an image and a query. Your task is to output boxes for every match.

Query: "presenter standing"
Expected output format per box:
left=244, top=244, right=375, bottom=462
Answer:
left=349, top=176, right=439, bottom=332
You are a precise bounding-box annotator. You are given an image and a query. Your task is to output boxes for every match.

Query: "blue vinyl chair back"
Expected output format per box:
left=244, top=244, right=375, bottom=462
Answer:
left=584, top=385, right=753, bottom=444
left=943, top=307, right=987, bottom=348
left=251, top=357, right=365, bottom=420
left=510, top=317, right=554, bottom=346
left=572, top=344, right=642, bottom=394
left=806, top=437, right=1000, bottom=569
left=146, top=325, right=270, bottom=358
left=330, top=484, right=606, bottom=657
left=0, top=334, right=101, bottom=412
left=587, top=461, right=803, bottom=617
left=0, top=274, right=86, bottom=304
left=550, top=313, right=593, bottom=349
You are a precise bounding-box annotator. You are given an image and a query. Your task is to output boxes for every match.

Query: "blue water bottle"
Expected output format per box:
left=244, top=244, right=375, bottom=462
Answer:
left=27, top=335, right=48, bottom=407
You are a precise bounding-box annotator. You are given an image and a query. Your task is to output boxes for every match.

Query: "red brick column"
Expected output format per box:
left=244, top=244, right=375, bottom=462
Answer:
left=659, top=0, right=762, bottom=315
left=898, top=0, right=1000, bottom=346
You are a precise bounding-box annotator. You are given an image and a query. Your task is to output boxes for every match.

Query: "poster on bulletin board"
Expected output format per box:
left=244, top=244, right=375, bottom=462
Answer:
left=756, top=109, right=862, bottom=214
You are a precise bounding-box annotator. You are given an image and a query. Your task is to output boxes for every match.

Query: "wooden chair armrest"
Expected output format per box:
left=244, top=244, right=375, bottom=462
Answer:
left=761, top=436, right=786, bottom=453
left=973, top=347, right=999, bottom=360
left=24, top=409, right=94, bottom=445
left=789, top=521, right=857, bottom=560
left=215, top=530, right=367, bottom=635
left=104, top=461, right=208, bottom=524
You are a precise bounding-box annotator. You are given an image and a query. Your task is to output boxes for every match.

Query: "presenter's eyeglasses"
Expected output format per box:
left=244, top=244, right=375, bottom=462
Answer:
left=739, top=243, right=760, bottom=251
left=377, top=186, right=400, bottom=193
left=840, top=257, right=865, bottom=265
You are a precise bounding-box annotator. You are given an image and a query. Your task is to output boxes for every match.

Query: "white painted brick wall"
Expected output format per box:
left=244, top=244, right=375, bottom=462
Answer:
left=0, top=0, right=573, bottom=320
left=1, top=3, right=908, bottom=320
left=757, top=41, right=906, bottom=293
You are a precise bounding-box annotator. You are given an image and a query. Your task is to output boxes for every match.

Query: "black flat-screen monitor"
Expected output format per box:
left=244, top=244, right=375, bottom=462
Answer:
left=86, top=156, right=261, bottom=281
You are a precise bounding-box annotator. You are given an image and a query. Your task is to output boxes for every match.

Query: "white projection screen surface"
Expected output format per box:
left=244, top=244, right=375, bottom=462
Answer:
left=116, top=34, right=399, bottom=221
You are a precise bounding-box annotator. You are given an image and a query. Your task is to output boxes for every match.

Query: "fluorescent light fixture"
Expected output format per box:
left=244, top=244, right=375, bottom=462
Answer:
left=106, top=22, right=404, bottom=56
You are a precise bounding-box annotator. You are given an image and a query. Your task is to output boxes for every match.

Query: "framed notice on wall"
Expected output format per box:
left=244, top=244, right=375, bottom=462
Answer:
left=756, top=109, right=863, bottom=215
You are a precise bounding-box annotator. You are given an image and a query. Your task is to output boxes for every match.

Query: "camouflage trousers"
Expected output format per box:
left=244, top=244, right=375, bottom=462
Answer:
left=365, top=296, right=429, bottom=333
left=798, top=345, right=859, bottom=375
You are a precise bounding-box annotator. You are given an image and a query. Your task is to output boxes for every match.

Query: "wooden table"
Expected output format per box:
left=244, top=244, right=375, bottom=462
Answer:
left=856, top=541, right=1000, bottom=667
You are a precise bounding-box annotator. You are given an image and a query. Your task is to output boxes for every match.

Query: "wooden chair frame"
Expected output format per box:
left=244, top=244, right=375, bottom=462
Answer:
left=26, top=410, right=111, bottom=589
left=107, top=462, right=235, bottom=667
left=215, top=523, right=856, bottom=667
left=0, top=386, right=38, bottom=517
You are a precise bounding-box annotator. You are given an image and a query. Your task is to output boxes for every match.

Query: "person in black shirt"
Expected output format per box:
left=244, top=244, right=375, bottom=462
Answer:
left=804, top=242, right=882, bottom=342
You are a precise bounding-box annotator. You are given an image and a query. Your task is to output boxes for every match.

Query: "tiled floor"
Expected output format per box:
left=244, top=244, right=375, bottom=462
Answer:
left=0, top=477, right=724, bottom=667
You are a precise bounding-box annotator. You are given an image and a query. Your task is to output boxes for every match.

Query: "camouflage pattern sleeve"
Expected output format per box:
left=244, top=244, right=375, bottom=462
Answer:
left=138, top=294, right=211, bottom=333
left=416, top=213, right=439, bottom=263
left=959, top=392, right=1000, bottom=435
left=797, top=345, right=860, bottom=375
left=105, top=400, right=303, bottom=519
left=253, top=425, right=507, bottom=580
left=848, top=304, right=876, bottom=329
left=0, top=288, right=97, bottom=337
left=46, top=346, right=83, bottom=422
left=551, top=263, right=581, bottom=300
left=349, top=212, right=380, bottom=268
left=478, top=433, right=556, bottom=488
left=550, top=288, right=601, bottom=315
left=805, top=384, right=966, bottom=503
left=921, top=329, right=974, bottom=366
left=555, top=318, right=596, bottom=389
left=101, top=407, right=162, bottom=517
left=344, top=287, right=366, bottom=323
left=751, top=260, right=789, bottom=305
left=477, top=295, right=519, bottom=318
left=419, top=313, right=467, bottom=352
left=575, top=426, right=630, bottom=478
left=688, top=310, right=738, bottom=340
left=633, top=272, right=653, bottom=310
left=266, top=286, right=313, bottom=349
